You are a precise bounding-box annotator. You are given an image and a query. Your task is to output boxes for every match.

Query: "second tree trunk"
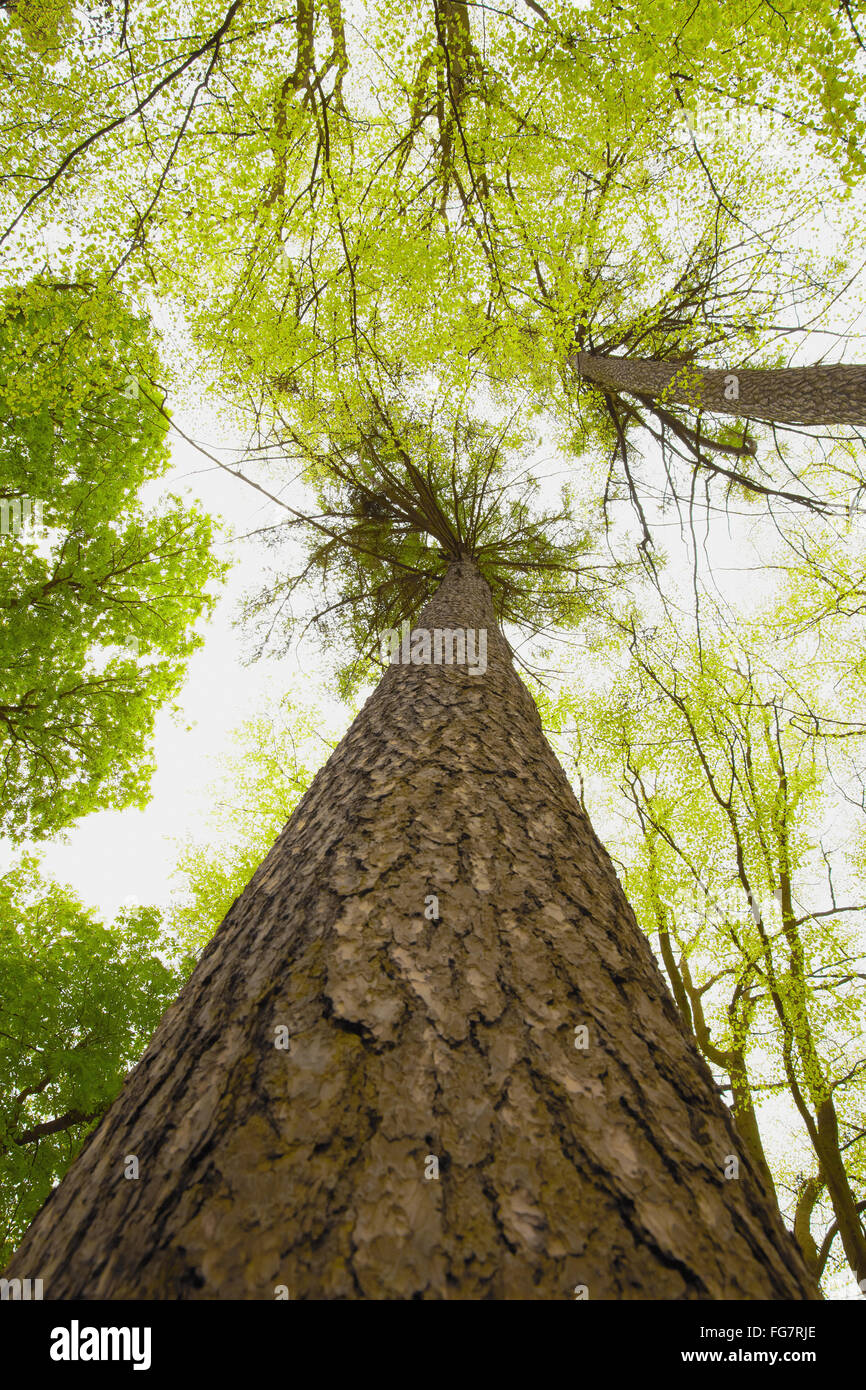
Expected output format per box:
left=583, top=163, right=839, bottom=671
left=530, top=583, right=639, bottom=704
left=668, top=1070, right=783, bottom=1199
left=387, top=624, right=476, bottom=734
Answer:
left=571, top=351, right=866, bottom=426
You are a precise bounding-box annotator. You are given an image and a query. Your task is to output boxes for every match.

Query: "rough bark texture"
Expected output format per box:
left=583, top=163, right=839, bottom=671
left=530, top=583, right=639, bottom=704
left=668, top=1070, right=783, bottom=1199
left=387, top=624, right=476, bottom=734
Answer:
left=570, top=351, right=866, bottom=426
left=6, top=561, right=819, bottom=1299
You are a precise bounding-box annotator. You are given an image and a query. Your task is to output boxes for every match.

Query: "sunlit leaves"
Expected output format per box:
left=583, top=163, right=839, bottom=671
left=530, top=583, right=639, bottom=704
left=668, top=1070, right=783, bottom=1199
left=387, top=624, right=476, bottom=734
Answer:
left=0, top=279, right=226, bottom=839
left=0, top=857, right=192, bottom=1268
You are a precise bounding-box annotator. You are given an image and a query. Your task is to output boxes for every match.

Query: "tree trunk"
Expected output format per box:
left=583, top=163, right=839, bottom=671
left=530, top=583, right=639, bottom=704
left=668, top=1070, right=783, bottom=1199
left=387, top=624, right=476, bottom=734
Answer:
left=570, top=351, right=866, bottom=426
left=793, top=1177, right=823, bottom=1276
left=728, top=1058, right=778, bottom=1199
left=813, top=1101, right=866, bottom=1288
left=4, top=560, right=819, bottom=1299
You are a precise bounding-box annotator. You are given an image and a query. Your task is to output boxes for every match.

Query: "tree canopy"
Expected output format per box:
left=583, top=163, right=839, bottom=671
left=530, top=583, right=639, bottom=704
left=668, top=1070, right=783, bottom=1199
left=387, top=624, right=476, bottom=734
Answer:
left=0, top=278, right=225, bottom=839
left=0, top=856, right=194, bottom=1269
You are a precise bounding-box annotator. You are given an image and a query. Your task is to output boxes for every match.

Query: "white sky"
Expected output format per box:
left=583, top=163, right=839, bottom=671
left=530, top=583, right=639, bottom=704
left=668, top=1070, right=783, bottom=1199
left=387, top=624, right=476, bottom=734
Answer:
left=0, top=410, right=335, bottom=915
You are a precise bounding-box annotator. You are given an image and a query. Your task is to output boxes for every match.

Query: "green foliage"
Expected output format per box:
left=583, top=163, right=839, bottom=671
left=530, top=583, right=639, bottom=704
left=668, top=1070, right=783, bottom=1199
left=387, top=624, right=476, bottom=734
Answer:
left=0, top=278, right=227, bottom=840
left=555, top=594, right=866, bottom=1291
left=0, top=1, right=857, bottom=519
left=168, top=688, right=349, bottom=957
left=241, top=381, right=617, bottom=694
left=5, top=0, right=74, bottom=58
left=0, top=857, right=193, bottom=1270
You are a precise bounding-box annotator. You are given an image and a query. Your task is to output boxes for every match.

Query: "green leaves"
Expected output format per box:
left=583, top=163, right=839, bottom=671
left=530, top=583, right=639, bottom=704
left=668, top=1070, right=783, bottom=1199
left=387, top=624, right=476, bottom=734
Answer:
left=0, top=857, right=192, bottom=1270
left=166, top=687, right=344, bottom=956
left=238, top=379, right=610, bottom=694
left=0, top=279, right=227, bottom=840
left=6, top=0, right=74, bottom=59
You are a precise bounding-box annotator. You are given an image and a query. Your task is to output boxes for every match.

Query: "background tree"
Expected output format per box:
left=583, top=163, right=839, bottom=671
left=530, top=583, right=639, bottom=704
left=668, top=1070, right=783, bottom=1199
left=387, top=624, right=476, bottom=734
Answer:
left=3, top=1, right=863, bottom=267
left=131, top=0, right=860, bottom=613
left=0, top=856, right=194, bottom=1270
left=554, top=588, right=866, bottom=1292
left=2, top=1, right=861, bottom=600
left=0, top=278, right=225, bottom=839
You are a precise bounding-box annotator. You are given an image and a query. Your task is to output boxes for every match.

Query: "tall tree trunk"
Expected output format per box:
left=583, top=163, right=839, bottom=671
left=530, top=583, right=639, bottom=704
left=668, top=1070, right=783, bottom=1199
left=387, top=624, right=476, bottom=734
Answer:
left=570, top=351, right=866, bottom=426
left=793, top=1177, right=824, bottom=1276
left=813, top=1102, right=866, bottom=1288
left=5, top=560, right=818, bottom=1299
left=728, top=1057, right=778, bottom=1198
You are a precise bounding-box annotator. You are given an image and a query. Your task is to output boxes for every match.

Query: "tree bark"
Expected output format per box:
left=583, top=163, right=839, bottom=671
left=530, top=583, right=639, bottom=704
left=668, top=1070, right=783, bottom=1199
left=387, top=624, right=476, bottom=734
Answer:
left=4, top=560, right=819, bottom=1299
left=570, top=351, right=866, bottom=426
left=727, top=1058, right=778, bottom=1199
left=793, top=1177, right=823, bottom=1275
left=813, top=1102, right=866, bottom=1288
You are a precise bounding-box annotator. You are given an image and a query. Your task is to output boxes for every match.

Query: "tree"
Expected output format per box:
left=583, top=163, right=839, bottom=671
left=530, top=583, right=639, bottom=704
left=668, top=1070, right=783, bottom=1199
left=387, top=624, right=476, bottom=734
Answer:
left=238, top=387, right=613, bottom=692
left=4, top=0, right=860, bottom=1299
left=566, top=352, right=866, bottom=531
left=0, top=858, right=194, bottom=1270
left=558, top=600, right=866, bottom=1291
left=0, top=278, right=225, bottom=839
left=4, top=1, right=861, bottom=554
left=570, top=354, right=866, bottom=429
left=168, top=687, right=344, bottom=956
left=3, top=1, right=863, bottom=267
left=3, top=407, right=819, bottom=1296
left=148, top=0, right=861, bottom=568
